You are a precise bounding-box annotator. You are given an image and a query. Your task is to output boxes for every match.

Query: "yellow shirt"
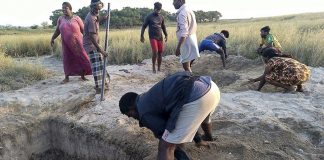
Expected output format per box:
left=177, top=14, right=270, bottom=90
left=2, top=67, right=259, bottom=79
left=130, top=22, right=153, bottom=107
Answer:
left=260, top=34, right=282, bottom=51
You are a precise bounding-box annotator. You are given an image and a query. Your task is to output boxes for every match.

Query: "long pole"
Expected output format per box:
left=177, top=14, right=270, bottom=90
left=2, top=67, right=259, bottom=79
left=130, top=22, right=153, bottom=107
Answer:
left=100, top=3, right=111, bottom=101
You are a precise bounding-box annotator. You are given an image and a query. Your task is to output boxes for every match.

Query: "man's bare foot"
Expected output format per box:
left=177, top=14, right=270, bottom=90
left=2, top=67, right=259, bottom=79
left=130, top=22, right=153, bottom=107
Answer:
left=60, top=79, right=69, bottom=84
left=202, top=134, right=216, bottom=141
left=104, top=85, right=109, bottom=91
left=195, top=140, right=210, bottom=149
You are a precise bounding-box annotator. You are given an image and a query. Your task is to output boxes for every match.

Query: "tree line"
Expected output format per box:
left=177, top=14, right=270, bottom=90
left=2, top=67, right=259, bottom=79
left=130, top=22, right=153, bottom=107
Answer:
left=49, top=7, right=222, bottom=28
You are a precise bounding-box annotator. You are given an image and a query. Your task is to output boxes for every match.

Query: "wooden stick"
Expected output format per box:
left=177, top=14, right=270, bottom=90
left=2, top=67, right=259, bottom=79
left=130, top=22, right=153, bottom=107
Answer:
left=100, top=3, right=111, bottom=101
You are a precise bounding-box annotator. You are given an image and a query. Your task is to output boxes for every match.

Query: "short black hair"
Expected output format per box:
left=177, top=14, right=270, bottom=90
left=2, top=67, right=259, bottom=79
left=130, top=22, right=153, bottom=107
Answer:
left=221, top=30, right=229, bottom=38
left=62, top=2, right=72, bottom=11
left=90, top=0, right=103, bottom=8
left=261, top=26, right=270, bottom=32
left=119, top=92, right=138, bottom=114
left=154, top=2, right=162, bottom=10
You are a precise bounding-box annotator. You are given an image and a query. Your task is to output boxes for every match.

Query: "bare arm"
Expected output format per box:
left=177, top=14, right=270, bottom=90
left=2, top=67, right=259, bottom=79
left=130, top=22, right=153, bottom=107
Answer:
left=251, top=75, right=264, bottom=82
left=218, top=48, right=226, bottom=68
left=140, top=24, right=148, bottom=43
left=50, top=24, right=61, bottom=47
left=98, top=12, right=109, bottom=23
left=77, top=16, right=84, bottom=35
left=140, top=24, right=147, bottom=37
left=220, top=40, right=227, bottom=58
left=257, top=39, right=265, bottom=54
left=249, top=66, right=271, bottom=91
left=175, top=37, right=186, bottom=56
left=161, top=18, right=168, bottom=42
left=140, top=16, right=149, bottom=43
left=219, top=40, right=227, bottom=63
left=51, top=28, right=60, bottom=41
left=89, top=33, right=106, bottom=56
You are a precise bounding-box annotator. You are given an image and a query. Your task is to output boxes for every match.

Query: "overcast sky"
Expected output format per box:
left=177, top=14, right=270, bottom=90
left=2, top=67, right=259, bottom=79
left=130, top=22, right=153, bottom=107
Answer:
left=1, top=0, right=324, bottom=26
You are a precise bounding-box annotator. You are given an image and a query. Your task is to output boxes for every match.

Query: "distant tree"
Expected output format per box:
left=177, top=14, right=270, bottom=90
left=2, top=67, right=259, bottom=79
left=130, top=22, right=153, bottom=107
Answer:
left=194, top=10, right=205, bottom=22
left=108, top=7, right=147, bottom=27
left=41, top=21, right=50, bottom=29
left=208, top=11, right=222, bottom=22
left=75, top=6, right=90, bottom=20
left=30, top=25, right=38, bottom=29
left=166, top=13, right=176, bottom=22
left=49, top=9, right=63, bottom=26
left=4, top=25, right=14, bottom=29
left=49, top=6, right=222, bottom=28
left=194, top=10, right=222, bottom=22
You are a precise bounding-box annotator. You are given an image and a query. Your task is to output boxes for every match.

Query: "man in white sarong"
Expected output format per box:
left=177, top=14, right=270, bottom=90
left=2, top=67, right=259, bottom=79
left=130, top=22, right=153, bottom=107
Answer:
left=173, top=0, right=200, bottom=73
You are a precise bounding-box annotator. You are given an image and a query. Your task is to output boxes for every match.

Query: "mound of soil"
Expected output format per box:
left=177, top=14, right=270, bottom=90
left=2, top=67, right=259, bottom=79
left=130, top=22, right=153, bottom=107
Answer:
left=0, top=54, right=323, bottom=160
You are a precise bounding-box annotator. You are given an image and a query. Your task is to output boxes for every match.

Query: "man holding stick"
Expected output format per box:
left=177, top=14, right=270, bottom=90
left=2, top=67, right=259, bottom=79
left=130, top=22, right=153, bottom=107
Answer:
left=83, top=0, right=109, bottom=94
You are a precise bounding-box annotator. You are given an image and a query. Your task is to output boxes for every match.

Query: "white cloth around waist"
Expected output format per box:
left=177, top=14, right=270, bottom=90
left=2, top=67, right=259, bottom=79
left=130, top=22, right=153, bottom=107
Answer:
left=179, top=34, right=200, bottom=63
left=162, top=81, right=220, bottom=144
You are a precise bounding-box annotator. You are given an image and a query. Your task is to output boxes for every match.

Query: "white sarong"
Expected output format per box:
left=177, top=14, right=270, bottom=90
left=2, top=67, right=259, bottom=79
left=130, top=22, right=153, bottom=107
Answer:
left=162, top=81, right=220, bottom=144
left=179, top=34, right=200, bottom=63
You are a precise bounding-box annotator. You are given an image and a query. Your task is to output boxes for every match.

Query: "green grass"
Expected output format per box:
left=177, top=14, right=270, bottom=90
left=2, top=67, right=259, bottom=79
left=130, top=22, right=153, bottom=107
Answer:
left=0, top=12, right=324, bottom=66
left=0, top=52, right=51, bottom=92
left=1, top=12, right=323, bottom=92
left=0, top=33, right=59, bottom=57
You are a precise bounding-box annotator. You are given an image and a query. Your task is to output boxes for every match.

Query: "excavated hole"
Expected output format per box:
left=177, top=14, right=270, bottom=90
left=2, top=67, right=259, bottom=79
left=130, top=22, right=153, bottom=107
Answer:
left=29, top=118, right=145, bottom=160
left=0, top=117, right=145, bottom=160
left=26, top=119, right=139, bottom=160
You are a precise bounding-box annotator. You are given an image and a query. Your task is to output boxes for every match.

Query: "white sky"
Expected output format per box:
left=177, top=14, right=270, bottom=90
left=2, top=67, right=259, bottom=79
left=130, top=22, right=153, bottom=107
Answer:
left=1, top=0, right=324, bottom=26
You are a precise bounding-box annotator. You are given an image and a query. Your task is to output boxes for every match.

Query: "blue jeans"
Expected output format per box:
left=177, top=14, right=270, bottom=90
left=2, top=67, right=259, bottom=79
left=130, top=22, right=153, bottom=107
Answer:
left=199, top=39, right=221, bottom=53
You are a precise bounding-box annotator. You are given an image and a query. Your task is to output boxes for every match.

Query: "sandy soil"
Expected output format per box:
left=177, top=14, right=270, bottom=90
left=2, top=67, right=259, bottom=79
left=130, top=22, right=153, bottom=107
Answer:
left=0, top=54, right=323, bottom=160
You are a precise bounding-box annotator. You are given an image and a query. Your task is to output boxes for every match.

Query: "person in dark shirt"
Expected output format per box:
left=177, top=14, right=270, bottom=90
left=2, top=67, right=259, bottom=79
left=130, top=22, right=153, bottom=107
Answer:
left=140, top=2, right=168, bottom=73
left=119, top=72, right=220, bottom=160
left=199, top=30, right=229, bottom=68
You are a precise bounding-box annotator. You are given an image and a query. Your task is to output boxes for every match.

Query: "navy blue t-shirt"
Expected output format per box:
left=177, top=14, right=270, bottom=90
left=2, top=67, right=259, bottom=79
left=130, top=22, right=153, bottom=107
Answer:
left=188, top=76, right=211, bottom=102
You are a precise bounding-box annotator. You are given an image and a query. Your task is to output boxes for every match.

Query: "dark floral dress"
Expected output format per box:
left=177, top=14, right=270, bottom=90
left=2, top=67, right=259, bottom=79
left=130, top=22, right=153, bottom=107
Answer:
left=265, top=57, right=310, bottom=86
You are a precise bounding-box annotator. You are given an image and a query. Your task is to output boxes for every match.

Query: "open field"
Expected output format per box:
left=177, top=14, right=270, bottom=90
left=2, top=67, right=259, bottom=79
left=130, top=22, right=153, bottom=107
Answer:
left=0, top=52, right=51, bottom=92
left=0, top=12, right=323, bottom=160
left=1, top=12, right=323, bottom=92
left=1, top=12, right=324, bottom=66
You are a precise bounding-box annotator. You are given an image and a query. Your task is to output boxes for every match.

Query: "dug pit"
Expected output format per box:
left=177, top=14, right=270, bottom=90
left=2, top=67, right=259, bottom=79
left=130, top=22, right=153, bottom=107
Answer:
left=1, top=55, right=323, bottom=160
left=1, top=117, right=147, bottom=160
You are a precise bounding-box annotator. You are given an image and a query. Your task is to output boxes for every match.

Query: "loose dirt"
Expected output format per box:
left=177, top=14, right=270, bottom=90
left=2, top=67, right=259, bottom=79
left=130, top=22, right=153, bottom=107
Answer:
left=0, top=54, right=323, bottom=160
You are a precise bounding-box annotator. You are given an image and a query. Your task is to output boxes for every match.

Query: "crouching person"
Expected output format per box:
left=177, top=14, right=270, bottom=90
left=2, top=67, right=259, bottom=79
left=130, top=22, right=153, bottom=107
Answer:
left=119, top=71, right=220, bottom=160
left=199, top=30, right=229, bottom=68
left=248, top=48, right=310, bottom=92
